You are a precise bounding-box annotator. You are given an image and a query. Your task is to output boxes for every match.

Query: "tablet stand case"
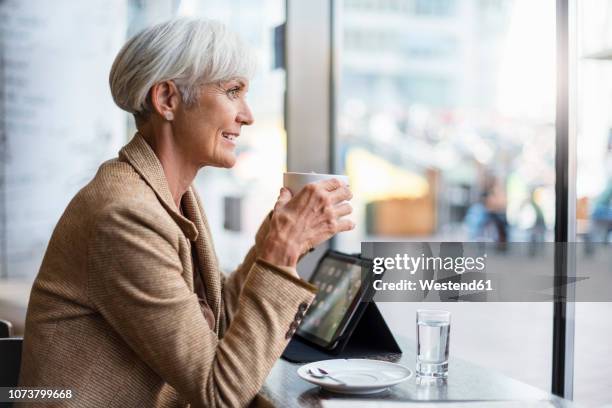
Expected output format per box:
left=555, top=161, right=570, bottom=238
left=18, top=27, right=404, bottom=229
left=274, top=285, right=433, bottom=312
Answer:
left=281, top=302, right=402, bottom=363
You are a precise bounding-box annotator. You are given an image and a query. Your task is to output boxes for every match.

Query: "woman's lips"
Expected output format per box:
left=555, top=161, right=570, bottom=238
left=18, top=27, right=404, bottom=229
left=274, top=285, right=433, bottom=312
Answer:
left=221, top=132, right=238, bottom=146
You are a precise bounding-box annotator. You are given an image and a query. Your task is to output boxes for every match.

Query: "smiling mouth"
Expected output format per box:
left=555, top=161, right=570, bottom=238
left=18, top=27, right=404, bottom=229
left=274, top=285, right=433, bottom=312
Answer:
left=222, top=132, right=239, bottom=142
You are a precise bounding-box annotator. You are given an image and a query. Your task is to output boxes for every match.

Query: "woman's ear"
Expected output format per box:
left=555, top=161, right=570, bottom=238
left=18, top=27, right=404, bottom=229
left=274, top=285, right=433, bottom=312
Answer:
left=150, top=81, right=181, bottom=121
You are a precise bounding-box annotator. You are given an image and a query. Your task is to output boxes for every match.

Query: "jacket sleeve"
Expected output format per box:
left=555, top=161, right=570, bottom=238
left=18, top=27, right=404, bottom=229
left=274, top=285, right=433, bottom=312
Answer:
left=87, top=202, right=316, bottom=408
left=221, top=213, right=271, bottom=326
left=221, top=212, right=316, bottom=328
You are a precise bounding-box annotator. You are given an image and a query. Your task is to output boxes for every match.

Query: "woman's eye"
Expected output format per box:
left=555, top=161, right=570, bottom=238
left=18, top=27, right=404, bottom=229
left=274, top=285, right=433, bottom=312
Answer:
left=227, top=88, right=240, bottom=98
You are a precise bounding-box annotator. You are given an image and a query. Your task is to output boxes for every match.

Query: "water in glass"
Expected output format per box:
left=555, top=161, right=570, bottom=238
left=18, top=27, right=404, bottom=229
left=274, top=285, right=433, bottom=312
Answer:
left=416, top=311, right=450, bottom=378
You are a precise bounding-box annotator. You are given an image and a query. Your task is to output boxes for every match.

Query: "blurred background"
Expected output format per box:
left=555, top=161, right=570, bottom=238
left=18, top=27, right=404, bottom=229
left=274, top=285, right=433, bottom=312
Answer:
left=0, top=0, right=610, bottom=406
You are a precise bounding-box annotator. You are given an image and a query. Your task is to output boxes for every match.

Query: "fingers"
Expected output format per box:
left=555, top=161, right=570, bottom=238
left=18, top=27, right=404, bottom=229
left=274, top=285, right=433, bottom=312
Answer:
left=336, top=218, right=355, bottom=233
left=318, top=217, right=354, bottom=234
left=328, top=185, right=352, bottom=204
left=305, top=179, right=352, bottom=204
left=309, top=217, right=355, bottom=249
left=334, top=202, right=352, bottom=218
left=273, top=187, right=293, bottom=211
left=318, top=178, right=344, bottom=191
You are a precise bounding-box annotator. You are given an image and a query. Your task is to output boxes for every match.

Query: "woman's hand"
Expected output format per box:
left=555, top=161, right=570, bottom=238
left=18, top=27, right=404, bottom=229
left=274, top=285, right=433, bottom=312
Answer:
left=260, top=179, right=354, bottom=269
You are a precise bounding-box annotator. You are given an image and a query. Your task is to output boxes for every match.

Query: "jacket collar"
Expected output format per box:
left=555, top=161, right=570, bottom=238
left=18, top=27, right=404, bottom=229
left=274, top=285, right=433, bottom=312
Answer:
left=118, top=133, right=199, bottom=241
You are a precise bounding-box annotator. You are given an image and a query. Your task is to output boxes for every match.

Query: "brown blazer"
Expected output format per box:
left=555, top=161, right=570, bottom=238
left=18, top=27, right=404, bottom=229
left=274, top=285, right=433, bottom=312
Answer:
left=18, top=134, right=316, bottom=407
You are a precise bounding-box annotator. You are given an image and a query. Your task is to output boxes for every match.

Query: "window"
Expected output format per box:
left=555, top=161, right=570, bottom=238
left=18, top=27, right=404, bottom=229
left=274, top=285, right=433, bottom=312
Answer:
left=574, top=0, right=612, bottom=405
left=335, top=0, right=555, bottom=390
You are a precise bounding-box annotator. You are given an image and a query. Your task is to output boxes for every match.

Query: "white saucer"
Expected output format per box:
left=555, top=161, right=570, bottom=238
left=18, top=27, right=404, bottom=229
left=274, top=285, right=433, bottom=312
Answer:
left=297, top=359, right=412, bottom=395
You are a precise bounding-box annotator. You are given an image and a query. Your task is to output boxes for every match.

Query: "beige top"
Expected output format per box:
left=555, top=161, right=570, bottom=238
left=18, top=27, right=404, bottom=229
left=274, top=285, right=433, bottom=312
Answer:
left=17, top=133, right=317, bottom=407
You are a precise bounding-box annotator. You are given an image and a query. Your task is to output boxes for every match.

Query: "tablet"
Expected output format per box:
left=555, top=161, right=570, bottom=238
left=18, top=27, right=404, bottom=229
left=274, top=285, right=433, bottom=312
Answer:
left=296, top=250, right=374, bottom=351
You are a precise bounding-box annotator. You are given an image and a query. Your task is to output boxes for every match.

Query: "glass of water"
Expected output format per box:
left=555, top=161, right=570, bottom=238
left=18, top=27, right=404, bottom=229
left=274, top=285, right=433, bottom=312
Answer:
left=416, top=310, right=451, bottom=378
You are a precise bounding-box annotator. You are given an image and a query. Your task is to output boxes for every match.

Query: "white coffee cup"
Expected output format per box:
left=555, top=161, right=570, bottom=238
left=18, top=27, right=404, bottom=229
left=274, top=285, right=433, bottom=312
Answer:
left=283, top=172, right=350, bottom=195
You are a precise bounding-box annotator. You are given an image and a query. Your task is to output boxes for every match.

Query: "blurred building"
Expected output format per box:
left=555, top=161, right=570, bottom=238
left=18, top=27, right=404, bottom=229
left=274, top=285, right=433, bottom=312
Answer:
left=336, top=0, right=556, bottom=249
left=342, top=0, right=511, bottom=110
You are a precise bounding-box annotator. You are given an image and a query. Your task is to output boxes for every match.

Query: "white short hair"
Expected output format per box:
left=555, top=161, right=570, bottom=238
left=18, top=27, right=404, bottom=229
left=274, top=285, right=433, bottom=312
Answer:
left=109, top=17, right=256, bottom=117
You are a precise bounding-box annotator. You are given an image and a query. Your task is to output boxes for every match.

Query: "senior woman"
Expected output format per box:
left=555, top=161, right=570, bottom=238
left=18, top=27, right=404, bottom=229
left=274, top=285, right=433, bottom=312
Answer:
left=18, top=18, right=353, bottom=408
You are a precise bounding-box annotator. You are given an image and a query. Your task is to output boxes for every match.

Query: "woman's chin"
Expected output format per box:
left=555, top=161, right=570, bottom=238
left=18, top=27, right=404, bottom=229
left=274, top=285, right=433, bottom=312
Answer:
left=211, top=155, right=237, bottom=169
left=203, top=148, right=237, bottom=169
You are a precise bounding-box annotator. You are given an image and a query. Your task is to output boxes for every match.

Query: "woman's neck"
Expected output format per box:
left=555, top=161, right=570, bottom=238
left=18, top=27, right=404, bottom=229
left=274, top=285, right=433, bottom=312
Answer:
left=138, top=127, right=198, bottom=210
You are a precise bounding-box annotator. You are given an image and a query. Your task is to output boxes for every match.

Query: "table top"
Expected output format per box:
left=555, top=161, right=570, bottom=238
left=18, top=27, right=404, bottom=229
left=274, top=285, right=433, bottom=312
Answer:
left=260, top=337, right=574, bottom=408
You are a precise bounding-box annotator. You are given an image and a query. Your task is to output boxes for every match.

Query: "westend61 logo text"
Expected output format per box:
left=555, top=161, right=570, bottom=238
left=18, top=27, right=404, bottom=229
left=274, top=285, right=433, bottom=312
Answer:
left=372, top=253, right=487, bottom=275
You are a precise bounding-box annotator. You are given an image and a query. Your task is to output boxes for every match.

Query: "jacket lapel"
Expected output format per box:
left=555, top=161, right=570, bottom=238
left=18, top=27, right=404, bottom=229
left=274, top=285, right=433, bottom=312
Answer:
left=118, top=134, right=222, bottom=333
left=181, top=188, right=222, bottom=332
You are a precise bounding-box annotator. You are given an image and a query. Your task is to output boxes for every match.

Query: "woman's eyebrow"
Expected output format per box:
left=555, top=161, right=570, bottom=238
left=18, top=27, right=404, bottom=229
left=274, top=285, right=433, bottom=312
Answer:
left=234, top=79, right=247, bottom=88
left=220, top=79, right=248, bottom=93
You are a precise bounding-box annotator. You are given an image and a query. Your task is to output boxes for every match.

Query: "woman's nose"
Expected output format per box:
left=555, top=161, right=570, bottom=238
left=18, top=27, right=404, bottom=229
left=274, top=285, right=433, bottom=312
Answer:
left=237, top=101, right=254, bottom=126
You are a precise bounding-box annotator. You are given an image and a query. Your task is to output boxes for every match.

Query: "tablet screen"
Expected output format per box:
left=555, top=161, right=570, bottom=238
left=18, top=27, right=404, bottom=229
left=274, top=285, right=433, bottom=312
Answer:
left=296, top=253, right=365, bottom=347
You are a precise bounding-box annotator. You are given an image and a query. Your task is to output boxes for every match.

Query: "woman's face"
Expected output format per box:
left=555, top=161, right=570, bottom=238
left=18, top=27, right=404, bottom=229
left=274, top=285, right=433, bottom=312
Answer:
left=173, top=78, right=254, bottom=169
